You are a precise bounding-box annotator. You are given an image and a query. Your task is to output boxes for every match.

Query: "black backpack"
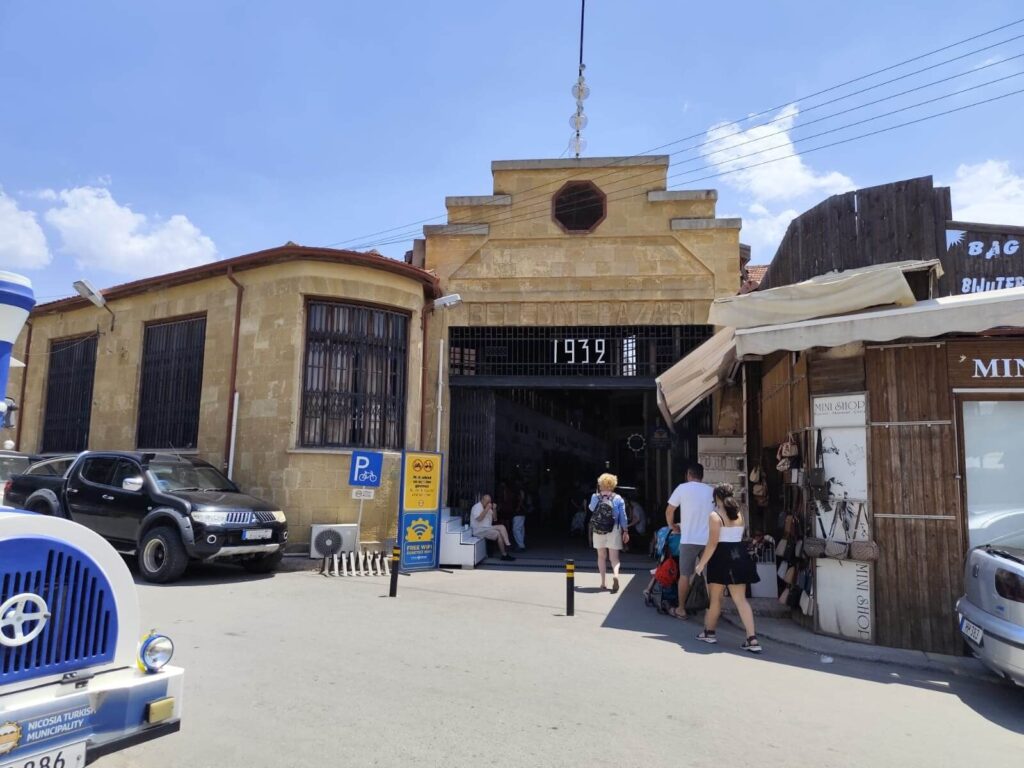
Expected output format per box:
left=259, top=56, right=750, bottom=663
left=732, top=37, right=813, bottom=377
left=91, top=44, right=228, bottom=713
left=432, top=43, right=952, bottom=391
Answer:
left=591, top=495, right=617, bottom=534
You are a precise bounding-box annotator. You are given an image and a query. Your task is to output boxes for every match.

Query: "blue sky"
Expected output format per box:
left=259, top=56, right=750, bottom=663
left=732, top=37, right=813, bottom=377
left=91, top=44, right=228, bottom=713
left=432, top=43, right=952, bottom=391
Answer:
left=2, top=1, right=1024, bottom=302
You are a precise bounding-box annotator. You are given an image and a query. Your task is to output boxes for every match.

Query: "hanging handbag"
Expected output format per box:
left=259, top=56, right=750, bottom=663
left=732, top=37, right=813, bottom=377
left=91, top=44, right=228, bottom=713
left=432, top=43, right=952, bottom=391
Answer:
left=786, top=583, right=803, bottom=609
left=824, top=500, right=850, bottom=559
left=803, top=499, right=828, bottom=558
left=775, top=538, right=788, bottom=559
left=779, top=433, right=800, bottom=458
left=799, top=589, right=814, bottom=616
left=847, top=504, right=880, bottom=561
left=807, top=428, right=827, bottom=488
left=776, top=456, right=791, bottom=472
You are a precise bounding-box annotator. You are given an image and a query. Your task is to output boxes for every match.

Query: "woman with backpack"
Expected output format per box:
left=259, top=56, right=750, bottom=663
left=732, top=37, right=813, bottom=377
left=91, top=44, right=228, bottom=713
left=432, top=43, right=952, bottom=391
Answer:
left=589, top=473, right=629, bottom=593
left=693, top=483, right=763, bottom=653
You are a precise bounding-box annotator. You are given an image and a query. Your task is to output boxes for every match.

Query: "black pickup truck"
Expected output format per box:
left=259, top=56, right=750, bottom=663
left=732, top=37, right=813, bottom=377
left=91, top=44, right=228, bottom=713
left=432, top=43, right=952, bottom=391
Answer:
left=4, top=451, right=288, bottom=582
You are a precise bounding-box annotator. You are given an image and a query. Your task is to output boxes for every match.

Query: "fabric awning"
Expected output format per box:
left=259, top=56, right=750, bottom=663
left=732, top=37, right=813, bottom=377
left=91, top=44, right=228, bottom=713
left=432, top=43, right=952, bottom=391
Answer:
left=734, top=286, right=1024, bottom=357
left=656, top=328, right=736, bottom=425
left=709, top=260, right=941, bottom=329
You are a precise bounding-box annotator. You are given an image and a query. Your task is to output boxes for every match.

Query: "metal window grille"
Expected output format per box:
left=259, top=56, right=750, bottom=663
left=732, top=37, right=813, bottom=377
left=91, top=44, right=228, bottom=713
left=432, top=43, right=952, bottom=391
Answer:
left=136, top=316, right=207, bottom=450
left=42, top=334, right=98, bottom=453
left=449, top=325, right=713, bottom=379
left=300, top=301, right=408, bottom=450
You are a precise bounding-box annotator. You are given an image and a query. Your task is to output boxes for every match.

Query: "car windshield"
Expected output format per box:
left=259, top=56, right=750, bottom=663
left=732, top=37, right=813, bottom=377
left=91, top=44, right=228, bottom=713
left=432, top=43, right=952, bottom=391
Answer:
left=0, top=455, right=31, bottom=482
left=148, top=463, right=235, bottom=492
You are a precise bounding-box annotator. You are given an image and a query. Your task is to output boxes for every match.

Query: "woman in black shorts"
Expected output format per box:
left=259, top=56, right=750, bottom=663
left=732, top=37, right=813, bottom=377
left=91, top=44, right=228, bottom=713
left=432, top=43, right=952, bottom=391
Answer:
left=693, top=484, right=762, bottom=653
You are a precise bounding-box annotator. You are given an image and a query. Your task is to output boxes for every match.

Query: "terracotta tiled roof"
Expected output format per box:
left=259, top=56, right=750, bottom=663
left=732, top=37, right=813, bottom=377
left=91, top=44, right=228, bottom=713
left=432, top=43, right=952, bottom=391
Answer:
left=746, top=264, right=769, bottom=285
left=33, top=244, right=441, bottom=315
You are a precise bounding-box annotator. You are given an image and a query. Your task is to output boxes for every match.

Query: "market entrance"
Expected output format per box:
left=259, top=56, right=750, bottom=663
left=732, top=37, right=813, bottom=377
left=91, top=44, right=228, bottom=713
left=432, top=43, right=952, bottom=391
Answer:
left=447, top=384, right=710, bottom=549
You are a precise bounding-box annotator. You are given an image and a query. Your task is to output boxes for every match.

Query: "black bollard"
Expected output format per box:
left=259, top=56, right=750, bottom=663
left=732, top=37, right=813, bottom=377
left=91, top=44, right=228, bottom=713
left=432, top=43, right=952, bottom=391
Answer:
left=566, top=558, right=575, bottom=616
left=388, top=546, right=401, bottom=597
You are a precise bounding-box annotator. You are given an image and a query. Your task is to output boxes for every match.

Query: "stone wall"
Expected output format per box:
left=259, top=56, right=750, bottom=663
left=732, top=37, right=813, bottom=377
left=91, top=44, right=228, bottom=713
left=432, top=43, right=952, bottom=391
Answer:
left=421, top=156, right=742, bottom=455
left=6, top=258, right=428, bottom=548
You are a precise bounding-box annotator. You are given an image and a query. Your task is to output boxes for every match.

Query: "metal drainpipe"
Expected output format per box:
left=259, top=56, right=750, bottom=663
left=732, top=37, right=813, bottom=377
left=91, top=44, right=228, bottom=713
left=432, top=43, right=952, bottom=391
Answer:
left=223, top=268, right=244, bottom=469
left=418, top=302, right=434, bottom=450
left=14, top=320, right=32, bottom=451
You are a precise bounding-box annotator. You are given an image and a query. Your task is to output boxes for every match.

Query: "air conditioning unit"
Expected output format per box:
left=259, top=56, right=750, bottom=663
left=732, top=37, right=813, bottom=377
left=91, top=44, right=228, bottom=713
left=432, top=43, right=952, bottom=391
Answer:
left=309, top=524, right=359, bottom=559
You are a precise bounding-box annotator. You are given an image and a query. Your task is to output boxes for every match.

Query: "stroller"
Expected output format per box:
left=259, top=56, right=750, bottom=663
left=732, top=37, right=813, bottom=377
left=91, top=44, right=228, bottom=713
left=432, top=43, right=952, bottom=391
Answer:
left=644, top=526, right=681, bottom=614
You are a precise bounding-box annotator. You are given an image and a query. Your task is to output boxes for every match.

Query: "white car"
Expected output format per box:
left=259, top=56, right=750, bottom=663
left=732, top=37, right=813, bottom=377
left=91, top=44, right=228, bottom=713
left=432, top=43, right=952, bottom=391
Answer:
left=957, top=545, right=1024, bottom=687
left=1, top=508, right=184, bottom=766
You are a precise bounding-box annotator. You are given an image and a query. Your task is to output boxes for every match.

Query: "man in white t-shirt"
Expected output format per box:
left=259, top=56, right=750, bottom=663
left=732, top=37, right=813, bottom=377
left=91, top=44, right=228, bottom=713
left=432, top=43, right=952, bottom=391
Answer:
left=470, top=494, right=515, bottom=561
left=664, top=463, right=714, bottom=619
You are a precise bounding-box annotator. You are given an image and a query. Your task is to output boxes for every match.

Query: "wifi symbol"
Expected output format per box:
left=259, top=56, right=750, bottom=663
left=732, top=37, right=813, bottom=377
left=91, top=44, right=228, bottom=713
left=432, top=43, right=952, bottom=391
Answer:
left=406, top=518, right=433, bottom=542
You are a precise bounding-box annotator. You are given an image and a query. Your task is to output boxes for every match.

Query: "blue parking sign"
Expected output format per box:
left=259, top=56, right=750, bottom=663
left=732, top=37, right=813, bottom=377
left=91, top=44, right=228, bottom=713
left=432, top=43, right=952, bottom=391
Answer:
left=349, top=451, right=383, bottom=488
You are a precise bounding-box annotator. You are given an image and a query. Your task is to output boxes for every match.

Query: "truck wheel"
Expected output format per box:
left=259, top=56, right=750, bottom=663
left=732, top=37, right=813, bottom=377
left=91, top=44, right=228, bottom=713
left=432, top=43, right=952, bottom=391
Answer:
left=27, top=500, right=54, bottom=516
left=138, top=526, right=188, bottom=583
left=241, top=550, right=283, bottom=574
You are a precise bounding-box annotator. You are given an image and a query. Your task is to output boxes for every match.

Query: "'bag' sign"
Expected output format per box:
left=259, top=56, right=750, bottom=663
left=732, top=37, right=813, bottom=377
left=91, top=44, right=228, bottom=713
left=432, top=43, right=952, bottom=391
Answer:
left=944, top=224, right=1024, bottom=295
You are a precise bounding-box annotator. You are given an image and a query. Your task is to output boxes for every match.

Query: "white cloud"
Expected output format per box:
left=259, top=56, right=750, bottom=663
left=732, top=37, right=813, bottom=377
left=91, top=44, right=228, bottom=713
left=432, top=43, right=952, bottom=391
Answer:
left=726, top=204, right=800, bottom=263
left=947, top=160, right=1024, bottom=225
left=22, top=188, right=57, bottom=202
left=701, top=105, right=854, bottom=202
left=0, top=190, right=51, bottom=269
left=44, top=186, right=217, bottom=276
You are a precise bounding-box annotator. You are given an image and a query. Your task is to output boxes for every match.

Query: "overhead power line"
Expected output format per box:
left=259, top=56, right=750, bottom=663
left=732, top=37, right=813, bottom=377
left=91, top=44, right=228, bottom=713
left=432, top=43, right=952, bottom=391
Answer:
left=349, top=86, right=1024, bottom=251
left=400, top=60, right=1024, bottom=244
left=327, top=16, right=1024, bottom=251
left=348, top=72, right=1024, bottom=249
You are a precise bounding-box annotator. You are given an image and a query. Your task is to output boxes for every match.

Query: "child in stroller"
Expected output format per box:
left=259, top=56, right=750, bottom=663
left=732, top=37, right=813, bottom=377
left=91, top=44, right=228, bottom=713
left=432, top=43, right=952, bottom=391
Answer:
left=642, top=526, right=681, bottom=614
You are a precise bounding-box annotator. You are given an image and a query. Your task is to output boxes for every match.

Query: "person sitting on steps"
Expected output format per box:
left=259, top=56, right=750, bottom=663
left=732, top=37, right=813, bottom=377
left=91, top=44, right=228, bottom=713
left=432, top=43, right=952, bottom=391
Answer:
left=470, top=494, right=515, bottom=561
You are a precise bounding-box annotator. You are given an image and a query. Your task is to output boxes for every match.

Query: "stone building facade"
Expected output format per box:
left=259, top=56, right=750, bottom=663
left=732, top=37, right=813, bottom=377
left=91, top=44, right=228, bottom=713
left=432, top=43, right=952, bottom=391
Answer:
left=6, top=246, right=438, bottom=546
left=414, top=156, right=743, bottom=513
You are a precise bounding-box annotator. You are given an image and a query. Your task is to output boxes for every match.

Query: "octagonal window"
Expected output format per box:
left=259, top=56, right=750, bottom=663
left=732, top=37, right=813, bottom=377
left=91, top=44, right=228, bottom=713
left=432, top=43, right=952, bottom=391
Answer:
left=552, top=181, right=606, bottom=233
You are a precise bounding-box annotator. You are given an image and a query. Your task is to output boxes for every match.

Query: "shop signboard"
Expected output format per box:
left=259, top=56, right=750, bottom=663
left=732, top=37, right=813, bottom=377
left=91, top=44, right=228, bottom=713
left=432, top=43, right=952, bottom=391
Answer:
left=815, top=559, right=874, bottom=643
left=813, top=394, right=868, bottom=499
left=812, top=393, right=866, bottom=428
left=947, top=339, right=1024, bottom=388
left=812, top=393, right=874, bottom=643
left=398, top=451, right=443, bottom=571
left=944, top=224, right=1024, bottom=295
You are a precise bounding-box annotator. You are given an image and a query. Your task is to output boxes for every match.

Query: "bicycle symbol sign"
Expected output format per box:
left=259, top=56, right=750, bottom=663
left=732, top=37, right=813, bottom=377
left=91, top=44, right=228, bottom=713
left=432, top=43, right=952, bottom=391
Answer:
left=349, top=451, right=383, bottom=488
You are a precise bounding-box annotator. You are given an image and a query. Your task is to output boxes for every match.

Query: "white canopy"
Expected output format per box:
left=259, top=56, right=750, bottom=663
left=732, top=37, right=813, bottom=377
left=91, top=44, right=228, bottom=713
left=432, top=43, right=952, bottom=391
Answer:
left=734, top=286, right=1024, bottom=357
left=656, top=328, right=736, bottom=425
left=708, top=260, right=941, bottom=329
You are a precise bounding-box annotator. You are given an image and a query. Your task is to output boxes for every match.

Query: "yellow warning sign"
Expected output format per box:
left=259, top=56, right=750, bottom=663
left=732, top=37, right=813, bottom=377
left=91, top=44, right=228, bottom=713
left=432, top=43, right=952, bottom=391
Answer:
left=402, top=451, right=441, bottom=512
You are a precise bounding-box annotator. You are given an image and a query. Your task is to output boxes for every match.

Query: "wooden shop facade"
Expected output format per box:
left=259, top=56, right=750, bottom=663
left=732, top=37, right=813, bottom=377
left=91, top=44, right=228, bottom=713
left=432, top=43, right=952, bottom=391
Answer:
left=658, top=177, right=1024, bottom=655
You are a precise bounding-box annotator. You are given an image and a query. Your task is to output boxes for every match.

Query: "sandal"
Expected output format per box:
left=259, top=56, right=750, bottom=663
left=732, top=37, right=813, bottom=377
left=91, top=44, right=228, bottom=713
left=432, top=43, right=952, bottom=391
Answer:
left=697, top=629, right=717, bottom=644
left=667, top=607, right=688, bottom=620
left=642, top=590, right=654, bottom=607
left=742, top=636, right=763, bottom=654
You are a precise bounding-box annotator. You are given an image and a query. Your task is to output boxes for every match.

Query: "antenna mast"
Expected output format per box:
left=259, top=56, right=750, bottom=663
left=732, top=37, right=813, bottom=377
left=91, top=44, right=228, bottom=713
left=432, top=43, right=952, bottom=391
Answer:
left=569, top=0, right=589, bottom=158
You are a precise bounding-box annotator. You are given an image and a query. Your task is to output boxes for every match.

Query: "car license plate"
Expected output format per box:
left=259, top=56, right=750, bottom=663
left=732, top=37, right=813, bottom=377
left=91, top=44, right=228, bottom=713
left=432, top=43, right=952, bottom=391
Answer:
left=1, top=741, right=86, bottom=768
left=961, top=617, right=984, bottom=645
left=242, top=528, right=272, bottom=541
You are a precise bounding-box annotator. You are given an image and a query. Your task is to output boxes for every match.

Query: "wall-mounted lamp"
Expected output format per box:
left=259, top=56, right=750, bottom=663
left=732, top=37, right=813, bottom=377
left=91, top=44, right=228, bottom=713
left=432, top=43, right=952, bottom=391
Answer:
left=73, top=279, right=116, bottom=329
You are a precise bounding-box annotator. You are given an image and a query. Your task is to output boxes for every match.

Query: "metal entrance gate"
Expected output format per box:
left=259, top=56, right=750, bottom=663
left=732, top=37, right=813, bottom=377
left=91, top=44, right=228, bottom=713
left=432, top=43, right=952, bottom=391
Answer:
left=448, top=389, right=496, bottom=511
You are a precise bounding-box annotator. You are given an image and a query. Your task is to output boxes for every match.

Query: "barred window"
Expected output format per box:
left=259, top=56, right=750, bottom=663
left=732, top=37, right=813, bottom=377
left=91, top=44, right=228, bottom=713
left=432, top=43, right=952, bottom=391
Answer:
left=300, top=301, right=408, bottom=450
left=136, top=316, right=207, bottom=450
left=42, top=334, right=98, bottom=453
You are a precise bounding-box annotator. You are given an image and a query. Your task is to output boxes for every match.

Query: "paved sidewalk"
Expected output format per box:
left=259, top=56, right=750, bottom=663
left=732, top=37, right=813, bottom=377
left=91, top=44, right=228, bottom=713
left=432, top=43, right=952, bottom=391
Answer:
left=720, top=611, right=995, bottom=683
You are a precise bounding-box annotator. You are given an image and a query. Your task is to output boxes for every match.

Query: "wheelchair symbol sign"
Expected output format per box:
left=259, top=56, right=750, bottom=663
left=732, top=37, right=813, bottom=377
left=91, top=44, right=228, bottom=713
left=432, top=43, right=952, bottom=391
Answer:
left=349, top=451, right=383, bottom=488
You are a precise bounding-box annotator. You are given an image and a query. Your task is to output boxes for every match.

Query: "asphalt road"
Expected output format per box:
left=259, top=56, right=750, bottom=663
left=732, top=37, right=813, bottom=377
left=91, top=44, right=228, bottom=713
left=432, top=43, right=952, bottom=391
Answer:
left=104, top=561, right=1023, bottom=768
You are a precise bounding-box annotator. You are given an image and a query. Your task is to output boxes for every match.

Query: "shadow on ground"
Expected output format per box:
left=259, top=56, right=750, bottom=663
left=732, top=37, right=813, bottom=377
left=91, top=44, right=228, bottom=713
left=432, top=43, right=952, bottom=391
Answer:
left=601, top=574, right=1024, bottom=734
